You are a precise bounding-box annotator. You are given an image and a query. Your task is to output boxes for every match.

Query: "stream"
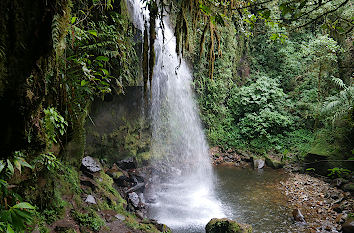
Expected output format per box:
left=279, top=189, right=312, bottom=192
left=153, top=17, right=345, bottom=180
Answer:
left=214, top=166, right=302, bottom=233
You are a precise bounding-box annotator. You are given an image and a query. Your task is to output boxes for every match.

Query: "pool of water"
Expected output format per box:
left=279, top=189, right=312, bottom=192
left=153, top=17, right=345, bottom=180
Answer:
left=148, top=166, right=304, bottom=232
left=214, top=166, right=302, bottom=233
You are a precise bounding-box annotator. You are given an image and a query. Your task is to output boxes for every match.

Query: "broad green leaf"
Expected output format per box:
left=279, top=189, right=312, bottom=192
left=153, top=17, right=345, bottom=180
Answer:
left=81, top=80, right=88, bottom=86
left=88, top=30, right=98, bottom=37
left=19, top=159, right=32, bottom=169
left=13, top=159, right=21, bottom=173
left=0, top=179, right=7, bottom=187
left=0, top=160, right=5, bottom=173
left=96, top=56, right=109, bottom=61
left=6, top=160, right=14, bottom=175
left=6, top=224, right=14, bottom=233
left=71, top=17, right=77, bottom=24
left=13, top=209, right=33, bottom=220
left=12, top=202, right=35, bottom=210
left=101, top=68, right=109, bottom=76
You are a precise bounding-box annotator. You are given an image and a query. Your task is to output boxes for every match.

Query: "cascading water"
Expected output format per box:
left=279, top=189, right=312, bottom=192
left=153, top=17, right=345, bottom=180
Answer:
left=127, top=0, right=225, bottom=231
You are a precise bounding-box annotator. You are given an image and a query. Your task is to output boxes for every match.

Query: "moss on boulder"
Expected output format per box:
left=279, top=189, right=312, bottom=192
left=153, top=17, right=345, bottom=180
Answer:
left=205, top=218, right=252, bottom=233
left=265, top=156, right=284, bottom=169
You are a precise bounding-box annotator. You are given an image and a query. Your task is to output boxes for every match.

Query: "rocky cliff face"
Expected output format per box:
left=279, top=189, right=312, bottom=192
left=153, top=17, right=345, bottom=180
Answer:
left=0, top=0, right=70, bottom=156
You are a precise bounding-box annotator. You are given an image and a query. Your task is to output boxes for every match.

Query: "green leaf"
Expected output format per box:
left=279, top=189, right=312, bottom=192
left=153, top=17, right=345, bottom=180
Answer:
left=96, top=56, right=109, bottom=62
left=71, top=17, right=77, bottom=24
left=101, top=68, right=109, bottom=76
left=19, top=159, right=32, bottom=169
left=6, top=160, right=14, bottom=175
left=0, top=160, right=5, bottom=173
left=88, top=30, right=98, bottom=37
left=6, top=224, right=14, bottom=233
left=81, top=80, right=88, bottom=86
left=12, top=202, right=35, bottom=210
left=13, top=159, right=21, bottom=174
left=13, top=209, right=33, bottom=221
left=0, top=179, right=7, bottom=188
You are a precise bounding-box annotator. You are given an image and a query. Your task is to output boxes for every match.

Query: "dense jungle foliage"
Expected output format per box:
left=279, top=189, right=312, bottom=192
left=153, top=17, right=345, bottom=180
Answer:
left=0, top=0, right=353, bottom=232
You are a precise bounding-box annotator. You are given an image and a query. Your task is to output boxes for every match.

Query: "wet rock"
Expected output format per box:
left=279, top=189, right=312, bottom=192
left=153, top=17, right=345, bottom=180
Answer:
left=332, top=203, right=344, bottom=213
left=114, top=174, right=131, bottom=187
left=342, top=183, right=354, bottom=193
left=335, top=213, right=344, bottom=224
left=331, top=178, right=348, bottom=188
left=342, top=218, right=354, bottom=233
left=303, top=153, right=331, bottom=176
left=54, top=219, right=79, bottom=232
left=252, top=158, right=265, bottom=169
left=79, top=175, right=97, bottom=191
left=126, top=182, right=145, bottom=193
left=128, top=192, right=140, bottom=208
left=135, top=210, right=146, bottom=220
left=237, top=150, right=252, bottom=162
left=81, top=156, right=102, bottom=173
left=265, top=156, right=283, bottom=169
left=85, top=195, right=96, bottom=204
left=292, top=209, right=306, bottom=223
left=149, top=219, right=172, bottom=232
left=205, top=218, right=252, bottom=233
left=117, top=157, right=137, bottom=170
left=101, top=210, right=119, bottom=222
left=115, top=214, right=125, bottom=221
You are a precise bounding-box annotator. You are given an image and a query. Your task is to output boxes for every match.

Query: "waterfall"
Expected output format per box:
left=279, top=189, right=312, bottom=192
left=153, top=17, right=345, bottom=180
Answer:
left=127, top=0, right=225, bottom=231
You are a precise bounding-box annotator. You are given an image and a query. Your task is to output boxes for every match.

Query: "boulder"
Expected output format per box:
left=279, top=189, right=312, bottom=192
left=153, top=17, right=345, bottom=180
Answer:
left=85, top=195, right=96, bottom=204
left=128, top=192, right=140, bottom=208
left=54, top=219, right=79, bottom=232
left=205, top=218, right=252, bottom=233
left=265, top=156, right=283, bottom=169
left=79, top=175, right=97, bottom=191
left=342, top=183, right=354, bottom=193
left=114, top=174, right=131, bottom=187
left=149, top=219, right=171, bottom=233
left=117, top=157, right=137, bottom=170
left=303, top=153, right=331, bottom=176
left=115, top=214, right=125, bottom=221
left=252, top=157, right=265, bottom=169
left=292, top=208, right=306, bottom=223
left=342, top=218, right=354, bottom=233
left=81, top=156, right=101, bottom=173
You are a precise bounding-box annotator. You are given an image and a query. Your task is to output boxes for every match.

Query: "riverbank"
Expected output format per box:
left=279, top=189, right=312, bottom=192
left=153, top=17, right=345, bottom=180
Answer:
left=210, top=146, right=354, bottom=232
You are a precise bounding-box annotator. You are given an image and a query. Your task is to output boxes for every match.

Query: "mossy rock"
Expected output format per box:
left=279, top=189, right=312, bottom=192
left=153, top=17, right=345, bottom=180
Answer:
left=265, top=156, right=283, bottom=169
left=205, top=218, right=252, bottom=233
left=342, top=183, right=354, bottom=193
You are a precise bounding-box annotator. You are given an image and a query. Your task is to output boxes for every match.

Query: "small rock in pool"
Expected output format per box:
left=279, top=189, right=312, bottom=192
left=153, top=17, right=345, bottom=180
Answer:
left=292, top=208, right=306, bottom=223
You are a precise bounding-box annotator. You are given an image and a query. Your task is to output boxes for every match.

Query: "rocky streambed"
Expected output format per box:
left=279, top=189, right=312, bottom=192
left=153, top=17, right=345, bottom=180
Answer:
left=210, top=146, right=354, bottom=233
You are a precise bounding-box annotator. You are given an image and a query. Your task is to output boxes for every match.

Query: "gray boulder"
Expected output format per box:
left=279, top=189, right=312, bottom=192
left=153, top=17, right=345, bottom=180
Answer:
left=81, top=156, right=101, bottom=173
left=85, top=195, right=96, bottom=204
left=252, top=158, right=265, bottom=169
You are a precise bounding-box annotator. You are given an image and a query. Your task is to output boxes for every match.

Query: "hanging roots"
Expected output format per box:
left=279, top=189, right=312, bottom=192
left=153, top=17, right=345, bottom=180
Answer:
left=149, top=0, right=158, bottom=90
left=143, top=22, right=149, bottom=94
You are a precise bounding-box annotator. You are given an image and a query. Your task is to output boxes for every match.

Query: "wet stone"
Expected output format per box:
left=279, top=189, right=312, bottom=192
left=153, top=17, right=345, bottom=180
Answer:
left=128, top=192, right=140, bottom=208
left=81, top=156, right=101, bottom=173
left=85, top=195, right=96, bottom=204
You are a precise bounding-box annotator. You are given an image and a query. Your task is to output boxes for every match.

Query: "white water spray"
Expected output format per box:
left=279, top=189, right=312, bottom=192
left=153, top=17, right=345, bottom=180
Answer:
left=127, top=0, right=225, bottom=231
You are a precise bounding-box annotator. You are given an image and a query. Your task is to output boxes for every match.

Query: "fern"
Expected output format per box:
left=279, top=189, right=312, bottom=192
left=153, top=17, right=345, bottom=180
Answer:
left=322, top=78, right=354, bottom=124
left=332, top=77, right=346, bottom=89
left=51, top=14, right=61, bottom=51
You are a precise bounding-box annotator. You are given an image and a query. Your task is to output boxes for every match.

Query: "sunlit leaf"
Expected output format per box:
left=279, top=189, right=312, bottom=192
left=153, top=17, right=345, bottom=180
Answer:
left=12, top=202, right=35, bottom=210
left=88, top=30, right=98, bottom=37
